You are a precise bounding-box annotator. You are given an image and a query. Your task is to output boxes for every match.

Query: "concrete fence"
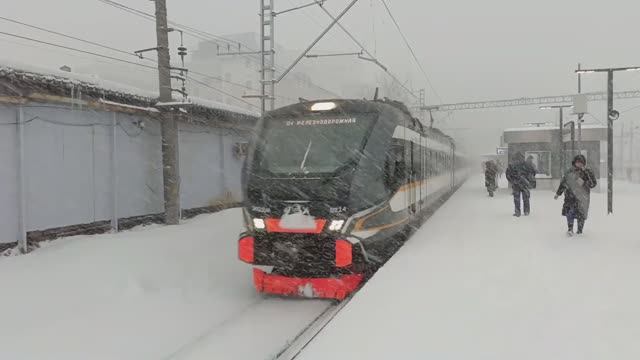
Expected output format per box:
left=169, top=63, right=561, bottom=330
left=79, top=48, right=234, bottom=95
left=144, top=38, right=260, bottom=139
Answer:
left=0, top=102, right=250, bottom=246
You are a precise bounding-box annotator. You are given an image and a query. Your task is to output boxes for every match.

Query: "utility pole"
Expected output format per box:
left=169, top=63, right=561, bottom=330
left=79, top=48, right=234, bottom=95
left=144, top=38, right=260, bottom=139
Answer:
left=620, top=121, right=625, bottom=177
left=630, top=121, right=635, bottom=182
left=155, top=0, right=180, bottom=225
left=607, top=69, right=614, bottom=213
left=560, top=107, right=564, bottom=173
left=577, top=63, right=583, bottom=151
left=260, top=0, right=275, bottom=113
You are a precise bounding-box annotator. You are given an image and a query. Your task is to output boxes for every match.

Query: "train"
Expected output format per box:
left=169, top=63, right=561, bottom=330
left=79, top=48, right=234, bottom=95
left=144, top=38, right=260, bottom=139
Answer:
left=237, top=98, right=469, bottom=300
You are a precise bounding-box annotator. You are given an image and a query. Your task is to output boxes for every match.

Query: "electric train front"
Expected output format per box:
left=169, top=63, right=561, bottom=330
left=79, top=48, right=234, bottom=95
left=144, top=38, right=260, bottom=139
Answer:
left=237, top=100, right=376, bottom=300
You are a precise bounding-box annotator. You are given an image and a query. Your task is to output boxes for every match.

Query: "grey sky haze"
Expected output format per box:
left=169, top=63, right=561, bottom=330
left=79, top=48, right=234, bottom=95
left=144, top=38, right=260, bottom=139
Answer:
left=3, top=0, right=639, bottom=153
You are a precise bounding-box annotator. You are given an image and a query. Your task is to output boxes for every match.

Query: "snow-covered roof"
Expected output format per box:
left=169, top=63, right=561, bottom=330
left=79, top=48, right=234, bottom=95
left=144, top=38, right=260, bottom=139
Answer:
left=0, top=59, right=260, bottom=122
left=504, top=124, right=606, bottom=132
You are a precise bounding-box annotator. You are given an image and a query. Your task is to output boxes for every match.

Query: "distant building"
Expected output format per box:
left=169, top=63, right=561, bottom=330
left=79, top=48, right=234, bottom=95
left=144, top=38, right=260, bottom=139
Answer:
left=503, top=125, right=607, bottom=189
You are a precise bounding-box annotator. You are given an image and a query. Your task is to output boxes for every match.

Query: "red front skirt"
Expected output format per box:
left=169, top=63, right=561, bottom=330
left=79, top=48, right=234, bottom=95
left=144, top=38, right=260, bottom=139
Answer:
left=253, top=268, right=364, bottom=300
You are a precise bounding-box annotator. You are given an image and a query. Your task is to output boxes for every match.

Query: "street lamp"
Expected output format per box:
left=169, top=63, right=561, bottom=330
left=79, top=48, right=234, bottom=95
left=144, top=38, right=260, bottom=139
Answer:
left=564, top=120, right=576, bottom=156
left=575, top=66, right=640, bottom=214
left=540, top=104, right=573, bottom=177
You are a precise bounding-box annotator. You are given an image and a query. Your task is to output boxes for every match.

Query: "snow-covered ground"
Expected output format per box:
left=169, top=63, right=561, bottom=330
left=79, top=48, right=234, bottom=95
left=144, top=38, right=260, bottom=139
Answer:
left=0, top=209, right=329, bottom=360
left=299, top=176, right=640, bottom=360
left=5, top=177, right=639, bottom=360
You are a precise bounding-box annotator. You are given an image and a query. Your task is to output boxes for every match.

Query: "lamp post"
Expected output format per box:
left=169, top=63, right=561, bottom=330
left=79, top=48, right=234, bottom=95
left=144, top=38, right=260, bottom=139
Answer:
left=575, top=66, right=640, bottom=214
left=631, top=123, right=639, bottom=182
left=564, top=120, right=576, bottom=156
left=540, top=104, right=573, bottom=178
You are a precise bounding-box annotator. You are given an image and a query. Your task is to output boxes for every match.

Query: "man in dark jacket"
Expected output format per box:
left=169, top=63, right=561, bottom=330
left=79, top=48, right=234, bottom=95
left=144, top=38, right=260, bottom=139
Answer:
left=554, top=154, right=597, bottom=235
left=506, top=152, right=536, bottom=217
left=484, top=160, right=498, bottom=197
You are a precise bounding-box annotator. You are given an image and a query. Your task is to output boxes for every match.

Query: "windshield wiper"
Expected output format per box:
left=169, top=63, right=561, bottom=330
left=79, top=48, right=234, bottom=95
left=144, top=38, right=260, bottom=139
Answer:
left=299, top=140, right=313, bottom=171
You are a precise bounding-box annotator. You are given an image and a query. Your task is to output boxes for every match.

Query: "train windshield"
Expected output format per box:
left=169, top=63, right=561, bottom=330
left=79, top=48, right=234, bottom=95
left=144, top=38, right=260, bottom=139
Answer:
left=256, top=114, right=376, bottom=175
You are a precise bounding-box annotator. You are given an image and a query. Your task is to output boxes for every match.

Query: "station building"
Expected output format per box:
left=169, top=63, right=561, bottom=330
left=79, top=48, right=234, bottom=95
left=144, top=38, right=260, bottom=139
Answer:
left=502, top=124, right=607, bottom=189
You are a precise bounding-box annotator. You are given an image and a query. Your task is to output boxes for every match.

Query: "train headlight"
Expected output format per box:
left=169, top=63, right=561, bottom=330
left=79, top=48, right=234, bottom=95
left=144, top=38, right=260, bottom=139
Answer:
left=253, top=218, right=265, bottom=230
left=311, top=102, right=336, bottom=111
left=328, top=220, right=345, bottom=231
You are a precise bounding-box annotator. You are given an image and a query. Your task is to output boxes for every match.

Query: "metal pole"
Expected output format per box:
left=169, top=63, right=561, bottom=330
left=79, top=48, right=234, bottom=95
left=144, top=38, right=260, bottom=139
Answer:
left=219, top=132, right=226, bottom=194
left=559, top=108, right=564, bottom=175
left=630, top=121, right=635, bottom=182
left=577, top=63, right=583, bottom=151
left=155, top=0, right=181, bottom=224
left=571, top=121, right=575, bottom=155
left=621, top=121, right=625, bottom=177
left=607, top=70, right=613, bottom=214
left=268, top=0, right=275, bottom=110
left=111, top=112, right=118, bottom=232
left=17, top=106, right=27, bottom=253
left=260, top=0, right=266, bottom=115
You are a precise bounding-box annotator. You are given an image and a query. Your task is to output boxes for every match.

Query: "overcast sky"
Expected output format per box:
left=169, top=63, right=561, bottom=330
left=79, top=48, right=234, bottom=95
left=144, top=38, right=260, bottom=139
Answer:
left=3, top=0, right=640, bottom=153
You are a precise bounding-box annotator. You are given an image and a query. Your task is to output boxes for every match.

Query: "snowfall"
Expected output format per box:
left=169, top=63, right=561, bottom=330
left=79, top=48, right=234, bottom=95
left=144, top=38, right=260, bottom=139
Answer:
left=1, top=176, right=639, bottom=360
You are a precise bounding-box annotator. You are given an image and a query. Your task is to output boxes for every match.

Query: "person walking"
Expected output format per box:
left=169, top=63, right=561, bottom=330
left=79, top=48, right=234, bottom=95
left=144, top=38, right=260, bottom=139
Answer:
left=554, top=154, right=597, bottom=236
left=506, top=152, right=536, bottom=217
left=484, top=160, right=498, bottom=197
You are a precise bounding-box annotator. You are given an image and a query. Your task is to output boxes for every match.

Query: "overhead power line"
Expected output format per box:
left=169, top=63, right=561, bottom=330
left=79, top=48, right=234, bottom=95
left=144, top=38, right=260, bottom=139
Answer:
left=0, top=16, right=136, bottom=58
left=96, top=0, right=340, bottom=98
left=315, top=2, right=416, bottom=100
left=0, top=30, right=157, bottom=70
left=0, top=17, right=279, bottom=95
left=378, top=0, right=443, bottom=104
left=187, top=76, right=260, bottom=110
left=96, top=0, right=242, bottom=47
left=0, top=31, right=260, bottom=108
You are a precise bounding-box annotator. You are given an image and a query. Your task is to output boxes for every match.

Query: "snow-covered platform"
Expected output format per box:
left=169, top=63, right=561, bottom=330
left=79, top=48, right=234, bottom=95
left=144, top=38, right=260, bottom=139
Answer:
left=299, top=176, right=640, bottom=360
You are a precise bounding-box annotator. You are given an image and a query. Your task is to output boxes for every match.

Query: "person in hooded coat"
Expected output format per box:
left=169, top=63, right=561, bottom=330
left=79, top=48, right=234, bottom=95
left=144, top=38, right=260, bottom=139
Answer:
left=554, top=154, right=597, bottom=235
left=506, top=152, right=536, bottom=216
left=484, top=160, right=498, bottom=197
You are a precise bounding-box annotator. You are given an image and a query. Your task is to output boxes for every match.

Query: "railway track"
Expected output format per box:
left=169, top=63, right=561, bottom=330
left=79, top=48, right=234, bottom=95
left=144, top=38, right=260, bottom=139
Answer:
left=271, top=296, right=351, bottom=360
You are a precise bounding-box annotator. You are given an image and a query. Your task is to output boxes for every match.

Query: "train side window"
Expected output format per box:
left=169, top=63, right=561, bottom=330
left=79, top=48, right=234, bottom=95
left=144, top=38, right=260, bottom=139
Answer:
left=384, top=142, right=406, bottom=190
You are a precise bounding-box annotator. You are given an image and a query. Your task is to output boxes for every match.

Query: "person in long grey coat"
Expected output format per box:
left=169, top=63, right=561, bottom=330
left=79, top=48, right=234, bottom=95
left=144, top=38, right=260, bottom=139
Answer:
left=554, top=154, right=597, bottom=235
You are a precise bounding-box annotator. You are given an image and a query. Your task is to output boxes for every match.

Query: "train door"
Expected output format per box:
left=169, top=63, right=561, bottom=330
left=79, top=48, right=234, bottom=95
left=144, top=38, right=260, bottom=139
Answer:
left=408, top=142, right=416, bottom=214
left=450, top=146, right=455, bottom=189
left=422, top=139, right=426, bottom=212
left=414, top=138, right=423, bottom=213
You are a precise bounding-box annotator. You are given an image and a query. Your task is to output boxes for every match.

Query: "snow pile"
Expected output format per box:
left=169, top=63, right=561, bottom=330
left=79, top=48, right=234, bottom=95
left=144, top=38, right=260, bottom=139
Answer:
left=299, top=177, right=640, bottom=360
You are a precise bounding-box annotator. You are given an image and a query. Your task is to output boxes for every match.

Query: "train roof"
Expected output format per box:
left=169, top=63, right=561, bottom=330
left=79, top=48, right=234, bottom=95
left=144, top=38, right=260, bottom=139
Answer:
left=266, top=98, right=454, bottom=143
